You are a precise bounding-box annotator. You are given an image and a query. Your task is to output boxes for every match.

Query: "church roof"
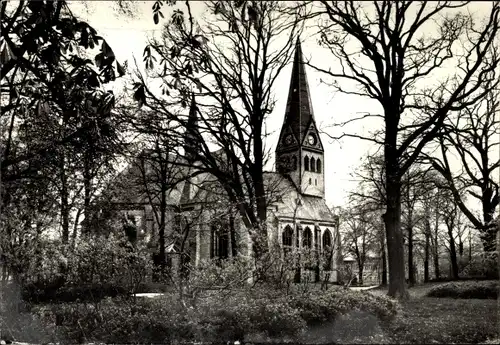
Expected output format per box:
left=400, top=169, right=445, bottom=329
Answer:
left=280, top=38, right=316, bottom=147
left=99, top=159, right=336, bottom=225
left=277, top=194, right=337, bottom=224
left=264, top=172, right=336, bottom=224
left=98, top=151, right=188, bottom=207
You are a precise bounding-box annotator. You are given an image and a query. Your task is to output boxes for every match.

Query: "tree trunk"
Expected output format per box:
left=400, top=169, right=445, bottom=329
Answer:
left=497, top=229, right=500, bottom=289
left=83, top=152, right=92, bottom=235
left=294, top=224, right=301, bottom=283
left=468, top=230, right=472, bottom=262
left=252, top=124, right=269, bottom=260
left=381, top=244, right=387, bottom=285
left=384, top=171, right=409, bottom=299
left=408, top=225, right=415, bottom=285
left=480, top=187, right=497, bottom=252
left=433, top=220, right=440, bottom=280
left=158, top=167, right=167, bottom=277
left=60, top=155, right=69, bottom=244
left=448, top=227, right=459, bottom=280
left=71, top=208, right=82, bottom=249
left=229, top=212, right=237, bottom=257
left=480, top=224, right=497, bottom=252
left=358, top=261, right=364, bottom=286
left=379, top=228, right=387, bottom=285
left=424, top=227, right=430, bottom=282
left=433, top=247, right=440, bottom=280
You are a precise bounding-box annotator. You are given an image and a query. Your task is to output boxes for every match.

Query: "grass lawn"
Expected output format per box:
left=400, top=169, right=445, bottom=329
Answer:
left=370, top=282, right=499, bottom=344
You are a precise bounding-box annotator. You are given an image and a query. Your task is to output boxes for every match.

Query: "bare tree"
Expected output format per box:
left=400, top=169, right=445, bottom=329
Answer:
left=341, top=200, right=380, bottom=286
left=132, top=139, right=184, bottom=276
left=439, top=189, right=462, bottom=279
left=421, top=182, right=440, bottom=282
left=401, top=166, right=434, bottom=285
left=131, top=1, right=304, bottom=272
left=425, top=84, right=499, bottom=252
left=350, top=155, right=388, bottom=284
left=306, top=1, right=500, bottom=299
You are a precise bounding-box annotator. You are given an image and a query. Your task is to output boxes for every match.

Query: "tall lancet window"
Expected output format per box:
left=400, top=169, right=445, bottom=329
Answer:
left=310, top=157, right=316, bottom=172
left=211, top=224, right=229, bottom=259
left=282, top=225, right=293, bottom=250
left=304, top=156, right=309, bottom=171
left=322, top=229, right=333, bottom=270
left=317, top=159, right=322, bottom=173
left=303, top=227, right=312, bottom=248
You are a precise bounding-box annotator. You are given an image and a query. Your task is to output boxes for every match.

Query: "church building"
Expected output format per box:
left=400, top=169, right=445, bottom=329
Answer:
left=97, top=39, right=341, bottom=283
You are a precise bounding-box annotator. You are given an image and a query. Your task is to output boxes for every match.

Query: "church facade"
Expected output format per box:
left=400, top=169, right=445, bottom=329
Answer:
left=98, top=40, right=341, bottom=283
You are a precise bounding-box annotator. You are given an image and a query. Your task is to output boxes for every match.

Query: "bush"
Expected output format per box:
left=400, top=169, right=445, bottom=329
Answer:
left=22, top=282, right=128, bottom=304
left=28, top=284, right=398, bottom=344
left=196, top=293, right=307, bottom=341
left=19, top=234, right=152, bottom=303
left=289, top=286, right=397, bottom=327
left=33, top=295, right=193, bottom=344
left=461, top=252, right=498, bottom=279
left=31, top=292, right=304, bottom=344
left=426, top=280, right=498, bottom=299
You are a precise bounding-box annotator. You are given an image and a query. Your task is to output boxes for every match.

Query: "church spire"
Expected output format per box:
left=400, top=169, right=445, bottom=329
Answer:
left=184, top=94, right=200, bottom=163
left=275, top=38, right=325, bottom=198
left=181, top=94, right=200, bottom=205
left=281, top=37, right=316, bottom=146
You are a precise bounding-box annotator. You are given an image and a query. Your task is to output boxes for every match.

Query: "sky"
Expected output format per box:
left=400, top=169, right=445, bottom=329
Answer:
left=68, top=1, right=497, bottom=212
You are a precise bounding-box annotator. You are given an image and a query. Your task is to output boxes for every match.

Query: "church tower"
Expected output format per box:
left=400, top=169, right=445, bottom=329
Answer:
left=276, top=39, right=325, bottom=198
left=181, top=94, right=201, bottom=205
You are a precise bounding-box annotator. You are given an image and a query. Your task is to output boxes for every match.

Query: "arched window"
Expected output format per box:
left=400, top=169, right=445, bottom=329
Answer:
left=310, top=157, right=315, bottom=172
left=282, top=225, right=293, bottom=247
left=316, top=159, right=322, bottom=173
left=322, top=229, right=333, bottom=270
left=303, top=227, right=312, bottom=248
left=211, top=224, right=229, bottom=259
left=322, top=229, right=332, bottom=249
left=314, top=226, right=321, bottom=250
left=304, top=156, right=309, bottom=171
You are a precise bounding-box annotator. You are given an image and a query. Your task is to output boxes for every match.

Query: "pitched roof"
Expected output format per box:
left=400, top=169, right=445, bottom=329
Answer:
left=265, top=172, right=336, bottom=224
left=99, top=152, right=188, bottom=206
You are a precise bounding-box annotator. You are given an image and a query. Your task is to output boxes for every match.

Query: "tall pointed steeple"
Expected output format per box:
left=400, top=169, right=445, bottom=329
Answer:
left=181, top=94, right=200, bottom=205
left=184, top=94, right=200, bottom=163
left=275, top=38, right=325, bottom=198
left=280, top=38, right=316, bottom=147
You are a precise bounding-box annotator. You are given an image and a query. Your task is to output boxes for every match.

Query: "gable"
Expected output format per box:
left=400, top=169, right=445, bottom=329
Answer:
left=301, top=119, right=324, bottom=151
left=276, top=124, right=299, bottom=153
left=264, top=174, right=335, bottom=223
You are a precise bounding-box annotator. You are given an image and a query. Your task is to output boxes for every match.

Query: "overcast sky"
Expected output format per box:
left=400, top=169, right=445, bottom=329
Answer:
left=69, top=1, right=497, bottom=211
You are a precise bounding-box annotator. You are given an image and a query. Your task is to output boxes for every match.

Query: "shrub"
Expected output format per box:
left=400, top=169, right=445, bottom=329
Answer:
left=33, top=295, right=194, bottom=344
left=195, top=293, right=307, bottom=341
left=19, top=234, right=152, bottom=303
left=461, top=252, right=498, bottom=279
left=29, top=284, right=398, bottom=344
left=22, top=282, right=128, bottom=304
left=427, top=280, right=498, bottom=299
left=289, top=286, right=397, bottom=326
left=189, top=256, right=254, bottom=289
